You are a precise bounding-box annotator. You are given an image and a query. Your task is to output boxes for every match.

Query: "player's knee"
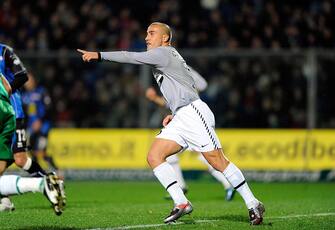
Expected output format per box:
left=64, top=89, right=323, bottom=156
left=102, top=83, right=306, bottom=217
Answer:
left=146, top=152, right=156, bottom=166
left=14, top=152, right=28, bottom=168
left=147, top=151, right=164, bottom=168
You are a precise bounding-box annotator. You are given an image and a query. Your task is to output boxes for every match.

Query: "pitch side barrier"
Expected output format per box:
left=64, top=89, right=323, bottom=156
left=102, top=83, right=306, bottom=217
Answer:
left=43, top=129, right=335, bottom=181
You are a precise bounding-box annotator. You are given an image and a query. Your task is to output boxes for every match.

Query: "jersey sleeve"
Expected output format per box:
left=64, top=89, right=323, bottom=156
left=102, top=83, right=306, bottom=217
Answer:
left=189, top=67, right=208, bottom=92
left=4, top=46, right=28, bottom=91
left=4, top=46, right=27, bottom=76
left=100, top=48, right=169, bottom=68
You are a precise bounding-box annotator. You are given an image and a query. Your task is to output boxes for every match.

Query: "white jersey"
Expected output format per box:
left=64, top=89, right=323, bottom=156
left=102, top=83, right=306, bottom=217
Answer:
left=101, top=46, right=200, bottom=114
left=101, top=47, right=220, bottom=152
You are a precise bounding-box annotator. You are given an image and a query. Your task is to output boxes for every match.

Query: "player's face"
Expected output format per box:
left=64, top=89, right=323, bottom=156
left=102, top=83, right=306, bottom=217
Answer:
left=145, top=25, right=164, bottom=50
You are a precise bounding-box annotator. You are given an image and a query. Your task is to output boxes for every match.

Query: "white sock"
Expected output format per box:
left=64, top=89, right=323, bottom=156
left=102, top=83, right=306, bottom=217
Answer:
left=22, top=157, right=32, bottom=171
left=223, top=163, right=258, bottom=209
left=0, top=175, right=20, bottom=195
left=198, top=154, right=232, bottom=190
left=153, top=162, right=188, bottom=205
left=0, top=175, right=43, bottom=195
left=166, top=155, right=187, bottom=190
left=17, top=177, right=44, bottom=194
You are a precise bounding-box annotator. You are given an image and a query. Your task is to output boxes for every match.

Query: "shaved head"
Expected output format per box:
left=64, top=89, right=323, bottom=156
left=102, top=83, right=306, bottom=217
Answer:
left=149, top=22, right=173, bottom=43
left=145, top=22, right=173, bottom=50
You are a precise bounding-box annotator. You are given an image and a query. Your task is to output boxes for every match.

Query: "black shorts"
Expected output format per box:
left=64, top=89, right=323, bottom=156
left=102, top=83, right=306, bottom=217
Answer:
left=12, top=118, right=28, bottom=154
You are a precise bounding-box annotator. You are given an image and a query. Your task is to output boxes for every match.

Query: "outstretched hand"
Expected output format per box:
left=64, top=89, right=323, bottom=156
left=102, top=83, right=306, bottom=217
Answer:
left=77, top=49, right=99, bottom=62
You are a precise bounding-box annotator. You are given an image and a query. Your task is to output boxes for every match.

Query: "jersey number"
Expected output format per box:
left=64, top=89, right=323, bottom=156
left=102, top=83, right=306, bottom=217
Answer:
left=16, top=129, right=26, bottom=143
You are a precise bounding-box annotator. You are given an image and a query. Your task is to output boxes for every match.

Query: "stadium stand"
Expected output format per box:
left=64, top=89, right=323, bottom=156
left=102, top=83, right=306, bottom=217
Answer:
left=1, top=0, right=334, bottom=128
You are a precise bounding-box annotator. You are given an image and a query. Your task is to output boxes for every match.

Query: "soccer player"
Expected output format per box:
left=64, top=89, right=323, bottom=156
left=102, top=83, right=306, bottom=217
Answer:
left=77, top=22, right=265, bottom=225
left=0, top=43, right=65, bottom=210
left=0, top=43, right=47, bottom=177
left=0, top=73, right=64, bottom=215
left=22, top=73, right=59, bottom=172
left=146, top=80, right=235, bottom=201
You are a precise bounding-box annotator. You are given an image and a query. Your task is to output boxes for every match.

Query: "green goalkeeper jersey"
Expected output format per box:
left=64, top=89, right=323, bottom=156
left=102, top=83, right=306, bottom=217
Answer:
left=0, top=74, right=10, bottom=102
left=0, top=73, right=15, bottom=160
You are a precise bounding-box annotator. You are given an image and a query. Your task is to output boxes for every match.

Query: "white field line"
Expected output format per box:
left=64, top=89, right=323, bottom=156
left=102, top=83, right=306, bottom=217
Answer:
left=88, top=212, right=335, bottom=230
left=268, top=212, right=335, bottom=220
left=89, top=220, right=218, bottom=230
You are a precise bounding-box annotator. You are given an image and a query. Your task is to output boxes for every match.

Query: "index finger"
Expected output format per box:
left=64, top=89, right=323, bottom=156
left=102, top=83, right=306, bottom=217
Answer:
left=77, top=49, right=86, bottom=54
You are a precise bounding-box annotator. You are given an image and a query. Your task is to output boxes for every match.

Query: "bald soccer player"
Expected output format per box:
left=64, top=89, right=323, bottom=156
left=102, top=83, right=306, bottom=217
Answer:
left=77, top=22, right=265, bottom=225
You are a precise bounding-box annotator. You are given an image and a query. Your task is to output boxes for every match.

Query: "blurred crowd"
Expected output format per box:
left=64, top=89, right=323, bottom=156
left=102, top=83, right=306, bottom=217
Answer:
left=190, top=56, right=308, bottom=128
left=22, top=58, right=142, bottom=128
left=1, top=0, right=334, bottom=50
left=22, top=53, right=335, bottom=129
left=1, top=0, right=334, bottom=128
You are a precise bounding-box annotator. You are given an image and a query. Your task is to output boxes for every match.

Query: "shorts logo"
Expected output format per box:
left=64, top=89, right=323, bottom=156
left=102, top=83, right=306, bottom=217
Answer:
left=201, top=143, right=209, bottom=148
left=191, top=103, right=219, bottom=149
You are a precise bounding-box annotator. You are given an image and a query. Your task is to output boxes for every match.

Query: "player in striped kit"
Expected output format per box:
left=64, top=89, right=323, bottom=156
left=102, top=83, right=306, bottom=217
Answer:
left=78, top=22, right=265, bottom=225
left=145, top=72, right=235, bottom=201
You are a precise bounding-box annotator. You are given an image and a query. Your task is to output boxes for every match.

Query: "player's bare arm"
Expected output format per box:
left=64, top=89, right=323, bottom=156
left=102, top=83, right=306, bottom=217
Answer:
left=1, top=76, right=12, bottom=95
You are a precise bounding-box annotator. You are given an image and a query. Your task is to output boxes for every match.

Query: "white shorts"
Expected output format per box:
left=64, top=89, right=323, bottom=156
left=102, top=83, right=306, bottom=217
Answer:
left=156, top=99, right=222, bottom=153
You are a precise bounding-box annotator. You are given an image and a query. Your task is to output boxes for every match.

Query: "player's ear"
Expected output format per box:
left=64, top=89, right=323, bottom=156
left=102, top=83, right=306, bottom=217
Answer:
left=163, top=34, right=169, bottom=43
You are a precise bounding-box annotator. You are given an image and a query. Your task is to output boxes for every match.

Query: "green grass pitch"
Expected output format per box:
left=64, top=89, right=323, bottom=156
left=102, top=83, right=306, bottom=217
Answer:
left=0, top=181, right=334, bottom=229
